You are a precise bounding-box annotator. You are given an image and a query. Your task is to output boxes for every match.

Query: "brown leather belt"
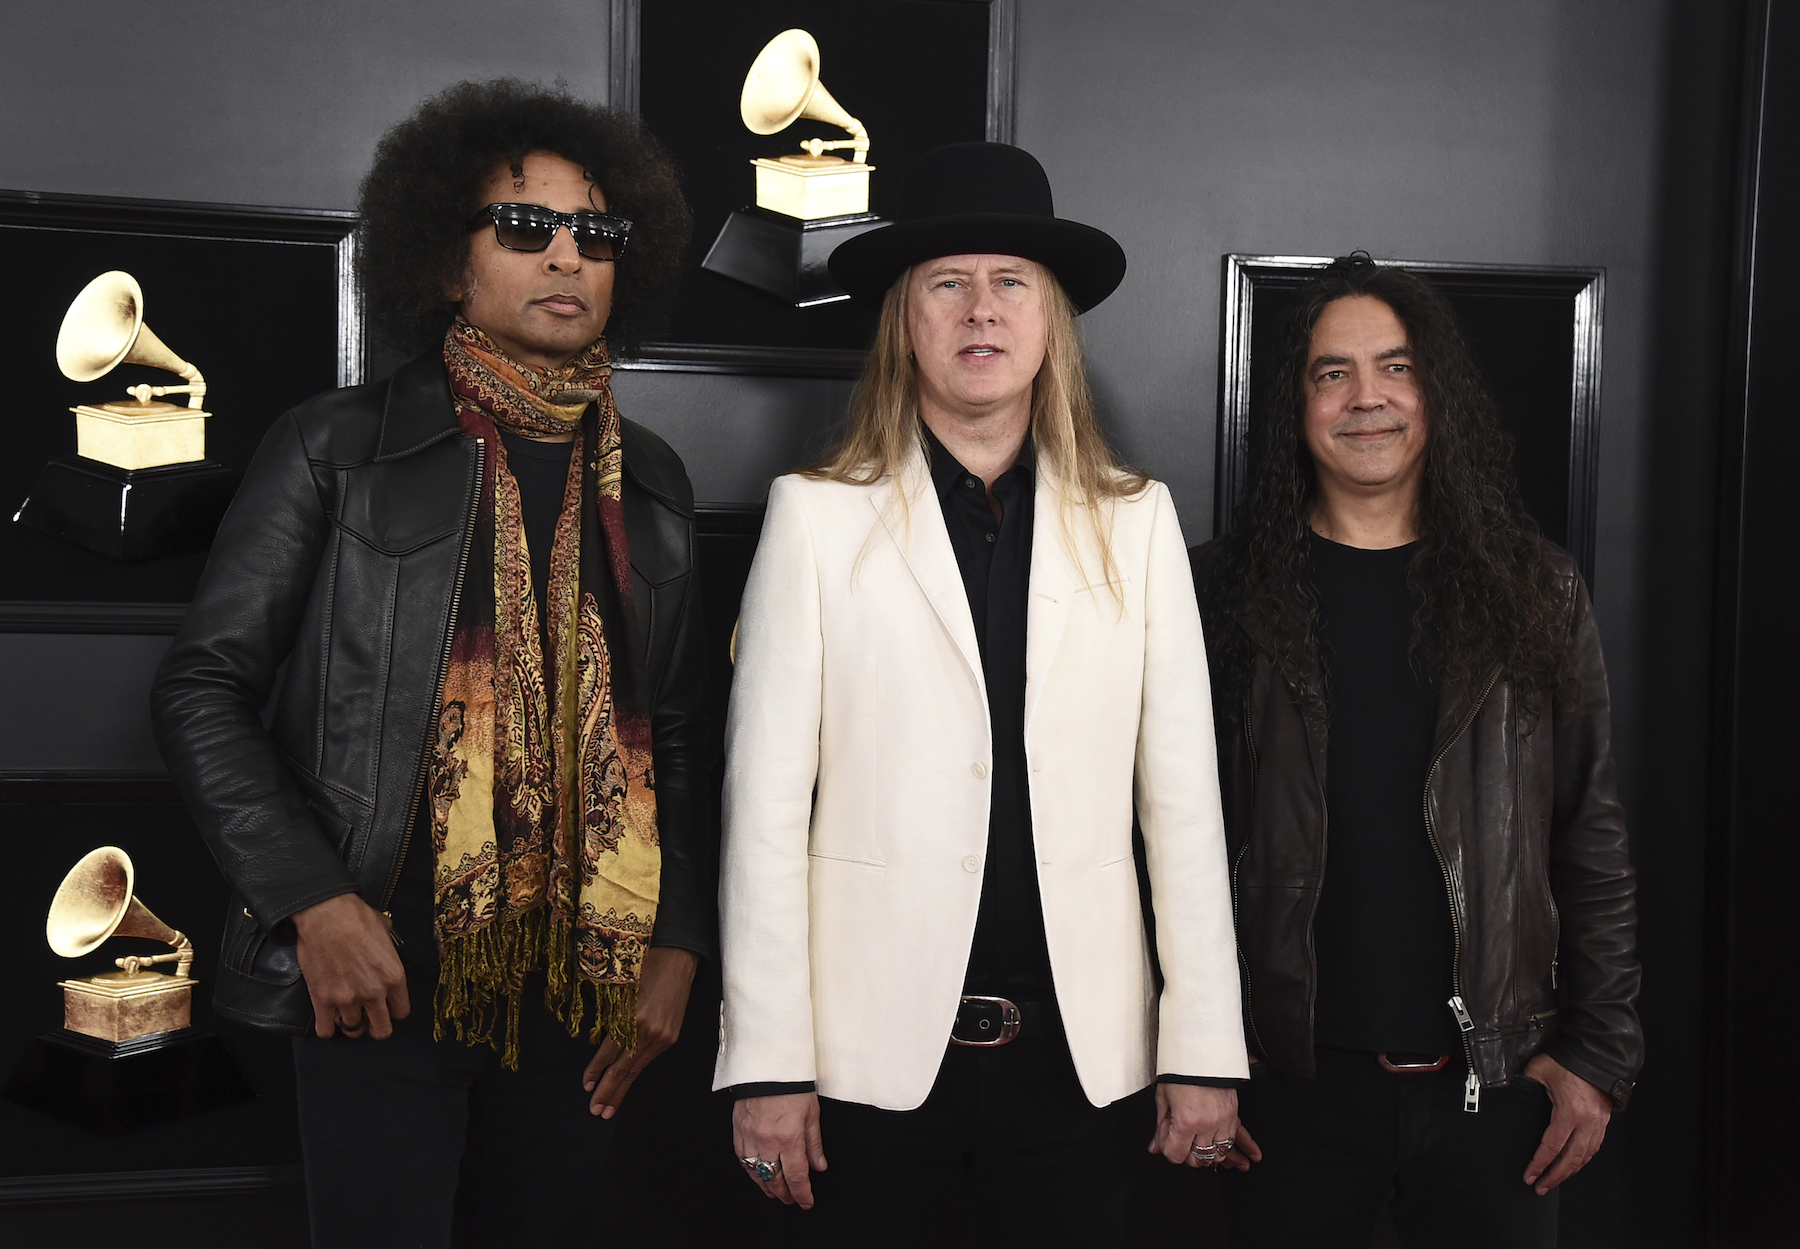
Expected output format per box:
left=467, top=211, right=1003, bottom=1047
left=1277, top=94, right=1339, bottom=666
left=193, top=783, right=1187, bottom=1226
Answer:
left=1377, top=1052, right=1451, bottom=1073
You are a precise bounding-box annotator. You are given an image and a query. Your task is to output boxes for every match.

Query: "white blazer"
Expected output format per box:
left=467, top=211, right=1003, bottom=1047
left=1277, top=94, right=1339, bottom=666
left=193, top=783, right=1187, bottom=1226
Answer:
left=714, top=456, right=1247, bottom=1109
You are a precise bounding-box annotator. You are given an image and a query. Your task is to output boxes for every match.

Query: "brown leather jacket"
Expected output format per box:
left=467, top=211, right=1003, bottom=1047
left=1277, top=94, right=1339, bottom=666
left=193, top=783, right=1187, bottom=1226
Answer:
left=1190, top=539, right=1643, bottom=1108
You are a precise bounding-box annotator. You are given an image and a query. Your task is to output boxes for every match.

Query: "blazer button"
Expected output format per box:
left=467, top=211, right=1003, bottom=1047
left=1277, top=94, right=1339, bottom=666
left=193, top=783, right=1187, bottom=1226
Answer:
left=962, top=854, right=981, bottom=872
left=971, top=761, right=988, bottom=779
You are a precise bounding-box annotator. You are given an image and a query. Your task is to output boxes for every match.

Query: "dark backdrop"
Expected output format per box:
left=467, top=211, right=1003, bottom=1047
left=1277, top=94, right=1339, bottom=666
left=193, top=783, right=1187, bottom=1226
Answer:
left=1710, top=2, right=1800, bottom=1244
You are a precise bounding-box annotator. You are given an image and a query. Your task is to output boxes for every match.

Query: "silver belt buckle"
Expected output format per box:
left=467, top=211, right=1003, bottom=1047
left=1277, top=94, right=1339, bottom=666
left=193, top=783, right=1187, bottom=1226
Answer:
left=951, top=995, right=1022, bottom=1046
left=1378, top=1052, right=1451, bottom=1073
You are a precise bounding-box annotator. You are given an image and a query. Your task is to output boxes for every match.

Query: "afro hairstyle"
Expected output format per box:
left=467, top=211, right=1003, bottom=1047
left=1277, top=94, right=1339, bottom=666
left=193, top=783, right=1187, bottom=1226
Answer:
left=357, top=78, right=692, bottom=356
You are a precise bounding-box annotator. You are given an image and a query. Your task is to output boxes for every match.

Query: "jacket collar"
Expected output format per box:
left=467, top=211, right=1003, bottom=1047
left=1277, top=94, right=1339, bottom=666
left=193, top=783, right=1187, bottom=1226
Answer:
left=865, top=449, right=1086, bottom=740
left=372, top=349, right=460, bottom=463
left=1021, top=469, right=1078, bottom=739
left=869, top=453, right=986, bottom=701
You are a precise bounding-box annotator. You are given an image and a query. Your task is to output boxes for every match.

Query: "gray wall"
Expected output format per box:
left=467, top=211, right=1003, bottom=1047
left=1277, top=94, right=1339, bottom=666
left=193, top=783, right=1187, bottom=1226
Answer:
left=2, top=3, right=1730, bottom=1241
left=5, top=1, right=609, bottom=211
left=1026, top=0, right=1659, bottom=531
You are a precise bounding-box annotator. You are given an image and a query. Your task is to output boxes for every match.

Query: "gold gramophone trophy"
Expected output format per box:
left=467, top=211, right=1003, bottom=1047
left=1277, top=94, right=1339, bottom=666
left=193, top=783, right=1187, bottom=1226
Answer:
left=13, top=270, right=238, bottom=561
left=700, top=29, right=889, bottom=306
left=742, top=29, right=873, bottom=220
left=2, top=846, right=255, bottom=1133
left=48, top=846, right=195, bottom=1043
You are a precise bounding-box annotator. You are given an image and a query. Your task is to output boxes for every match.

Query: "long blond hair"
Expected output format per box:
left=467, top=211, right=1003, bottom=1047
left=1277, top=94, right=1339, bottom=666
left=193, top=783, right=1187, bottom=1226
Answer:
left=804, top=265, right=1149, bottom=590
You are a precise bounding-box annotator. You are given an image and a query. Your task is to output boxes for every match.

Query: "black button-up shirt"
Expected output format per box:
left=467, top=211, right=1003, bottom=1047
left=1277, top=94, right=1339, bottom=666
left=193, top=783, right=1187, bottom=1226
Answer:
left=921, top=428, right=1056, bottom=1000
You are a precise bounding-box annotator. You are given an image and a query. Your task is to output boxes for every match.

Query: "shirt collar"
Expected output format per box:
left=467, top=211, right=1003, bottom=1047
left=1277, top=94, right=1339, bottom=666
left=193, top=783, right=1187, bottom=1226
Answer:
left=920, top=422, right=1035, bottom=502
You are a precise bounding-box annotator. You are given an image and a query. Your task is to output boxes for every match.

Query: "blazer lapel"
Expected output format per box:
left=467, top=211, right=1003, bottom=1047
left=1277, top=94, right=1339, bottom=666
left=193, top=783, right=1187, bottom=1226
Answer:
left=869, top=462, right=986, bottom=697
left=1024, top=473, right=1080, bottom=737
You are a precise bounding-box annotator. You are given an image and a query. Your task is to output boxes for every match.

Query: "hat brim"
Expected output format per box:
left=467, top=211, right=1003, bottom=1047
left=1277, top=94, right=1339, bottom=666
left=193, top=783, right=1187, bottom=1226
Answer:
left=827, top=212, right=1127, bottom=312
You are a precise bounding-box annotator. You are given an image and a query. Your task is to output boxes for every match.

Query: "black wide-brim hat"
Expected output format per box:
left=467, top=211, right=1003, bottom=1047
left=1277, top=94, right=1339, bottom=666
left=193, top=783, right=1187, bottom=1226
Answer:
left=829, top=142, right=1127, bottom=312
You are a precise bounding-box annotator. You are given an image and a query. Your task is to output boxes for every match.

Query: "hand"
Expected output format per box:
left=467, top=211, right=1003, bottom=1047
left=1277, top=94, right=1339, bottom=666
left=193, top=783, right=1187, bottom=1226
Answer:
left=583, top=946, right=699, bottom=1118
left=1148, top=1082, right=1261, bottom=1169
left=1521, top=1053, right=1612, bottom=1194
left=292, top=893, right=410, bottom=1039
left=733, top=1092, right=826, bottom=1208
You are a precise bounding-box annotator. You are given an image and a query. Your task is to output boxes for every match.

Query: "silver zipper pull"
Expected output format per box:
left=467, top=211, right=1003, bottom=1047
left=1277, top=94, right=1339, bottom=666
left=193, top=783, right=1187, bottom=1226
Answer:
left=1464, top=1068, right=1481, bottom=1113
left=1551, top=959, right=1558, bottom=990
left=1448, top=995, right=1475, bottom=1035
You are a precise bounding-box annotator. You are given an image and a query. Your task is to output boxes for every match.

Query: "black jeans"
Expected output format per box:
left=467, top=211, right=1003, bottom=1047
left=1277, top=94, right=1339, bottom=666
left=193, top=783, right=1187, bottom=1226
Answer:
left=802, top=1028, right=1152, bottom=1248
left=291, top=970, right=613, bottom=1249
left=1222, top=1047, right=1559, bottom=1249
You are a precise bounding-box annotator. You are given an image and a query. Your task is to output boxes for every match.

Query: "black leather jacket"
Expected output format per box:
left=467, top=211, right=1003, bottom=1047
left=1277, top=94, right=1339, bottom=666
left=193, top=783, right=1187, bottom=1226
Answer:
left=1191, top=539, right=1643, bottom=1108
left=151, top=351, right=715, bottom=1032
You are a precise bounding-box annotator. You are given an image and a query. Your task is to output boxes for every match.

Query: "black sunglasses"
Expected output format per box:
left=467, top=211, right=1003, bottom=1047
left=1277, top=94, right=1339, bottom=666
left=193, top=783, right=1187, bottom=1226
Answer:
left=468, top=203, right=632, bottom=261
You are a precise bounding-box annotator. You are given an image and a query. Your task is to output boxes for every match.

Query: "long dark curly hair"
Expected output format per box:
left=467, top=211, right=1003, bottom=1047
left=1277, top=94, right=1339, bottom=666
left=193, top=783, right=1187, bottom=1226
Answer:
left=1201, top=255, right=1570, bottom=706
left=357, top=79, right=692, bottom=356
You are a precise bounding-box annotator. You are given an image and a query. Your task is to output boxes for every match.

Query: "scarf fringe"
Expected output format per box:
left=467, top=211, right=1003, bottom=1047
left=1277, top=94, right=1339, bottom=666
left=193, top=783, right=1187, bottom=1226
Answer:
left=547, top=916, right=639, bottom=1054
left=435, top=906, right=638, bottom=1070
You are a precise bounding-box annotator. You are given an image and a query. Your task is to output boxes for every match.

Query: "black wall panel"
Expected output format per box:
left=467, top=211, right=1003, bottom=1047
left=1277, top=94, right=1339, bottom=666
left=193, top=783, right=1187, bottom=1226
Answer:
left=1710, top=2, right=1800, bottom=1244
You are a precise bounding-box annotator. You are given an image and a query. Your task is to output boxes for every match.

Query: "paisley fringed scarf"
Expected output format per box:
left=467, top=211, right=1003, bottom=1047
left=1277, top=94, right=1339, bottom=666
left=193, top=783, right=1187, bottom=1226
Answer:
left=429, top=319, right=659, bottom=1068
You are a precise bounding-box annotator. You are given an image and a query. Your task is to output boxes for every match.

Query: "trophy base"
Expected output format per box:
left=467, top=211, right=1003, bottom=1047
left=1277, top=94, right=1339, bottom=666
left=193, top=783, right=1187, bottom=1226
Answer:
left=701, top=206, right=887, bottom=307
left=14, top=455, right=239, bottom=561
left=1, top=1027, right=255, bottom=1134
left=72, top=401, right=210, bottom=470
left=750, top=156, right=874, bottom=220
left=61, top=971, right=195, bottom=1043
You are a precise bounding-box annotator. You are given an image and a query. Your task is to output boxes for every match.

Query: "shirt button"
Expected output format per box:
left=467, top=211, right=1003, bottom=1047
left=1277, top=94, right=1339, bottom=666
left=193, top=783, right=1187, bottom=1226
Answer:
left=965, top=477, right=979, bottom=489
left=971, top=761, right=988, bottom=779
left=962, top=854, right=981, bottom=873
left=985, top=532, right=996, bottom=543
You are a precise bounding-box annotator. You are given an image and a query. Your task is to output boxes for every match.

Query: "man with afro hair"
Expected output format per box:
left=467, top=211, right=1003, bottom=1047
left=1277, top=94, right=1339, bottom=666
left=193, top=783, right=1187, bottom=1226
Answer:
left=153, top=79, right=712, bottom=1245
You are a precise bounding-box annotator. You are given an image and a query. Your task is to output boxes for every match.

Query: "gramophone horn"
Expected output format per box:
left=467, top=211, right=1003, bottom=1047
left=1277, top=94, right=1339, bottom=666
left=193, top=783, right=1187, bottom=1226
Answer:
left=740, top=28, right=863, bottom=141
left=46, top=845, right=183, bottom=959
left=55, top=270, right=206, bottom=405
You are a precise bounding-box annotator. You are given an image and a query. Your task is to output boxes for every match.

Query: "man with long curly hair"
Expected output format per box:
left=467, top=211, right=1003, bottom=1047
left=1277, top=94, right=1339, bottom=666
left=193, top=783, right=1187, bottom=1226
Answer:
left=1191, top=255, right=1642, bottom=1246
left=152, top=80, right=711, bottom=1245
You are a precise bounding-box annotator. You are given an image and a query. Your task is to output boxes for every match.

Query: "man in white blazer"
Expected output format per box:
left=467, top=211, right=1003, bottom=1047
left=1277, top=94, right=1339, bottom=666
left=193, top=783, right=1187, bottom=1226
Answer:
left=716, top=143, right=1251, bottom=1244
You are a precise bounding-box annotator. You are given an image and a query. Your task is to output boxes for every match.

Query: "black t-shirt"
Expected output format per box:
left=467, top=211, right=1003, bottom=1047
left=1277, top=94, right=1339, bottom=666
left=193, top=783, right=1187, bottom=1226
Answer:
left=498, top=429, right=576, bottom=626
left=1307, top=534, right=1457, bottom=1054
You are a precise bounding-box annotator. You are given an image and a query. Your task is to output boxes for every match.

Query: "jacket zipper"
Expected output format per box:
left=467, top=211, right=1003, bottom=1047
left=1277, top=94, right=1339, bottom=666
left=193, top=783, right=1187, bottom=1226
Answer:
left=1232, top=683, right=1269, bottom=1061
left=381, top=438, right=485, bottom=910
left=1427, top=663, right=1502, bottom=1113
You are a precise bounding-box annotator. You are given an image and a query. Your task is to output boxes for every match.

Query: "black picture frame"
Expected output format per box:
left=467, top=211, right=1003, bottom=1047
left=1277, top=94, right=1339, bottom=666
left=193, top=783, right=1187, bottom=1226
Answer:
left=1215, top=254, right=1605, bottom=581
left=607, top=0, right=1017, bottom=381
left=0, top=190, right=361, bottom=633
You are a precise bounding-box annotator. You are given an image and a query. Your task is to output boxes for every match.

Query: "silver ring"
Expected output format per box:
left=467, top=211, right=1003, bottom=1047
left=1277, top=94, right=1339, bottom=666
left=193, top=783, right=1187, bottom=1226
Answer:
left=1188, top=1138, right=1234, bottom=1162
left=741, top=1155, right=782, bottom=1183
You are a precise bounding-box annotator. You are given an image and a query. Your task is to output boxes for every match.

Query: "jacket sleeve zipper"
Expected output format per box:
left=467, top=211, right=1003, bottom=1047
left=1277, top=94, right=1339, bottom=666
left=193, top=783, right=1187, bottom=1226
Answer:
left=1232, top=682, right=1269, bottom=1061
left=381, top=438, right=484, bottom=911
left=1427, top=663, right=1502, bottom=1112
